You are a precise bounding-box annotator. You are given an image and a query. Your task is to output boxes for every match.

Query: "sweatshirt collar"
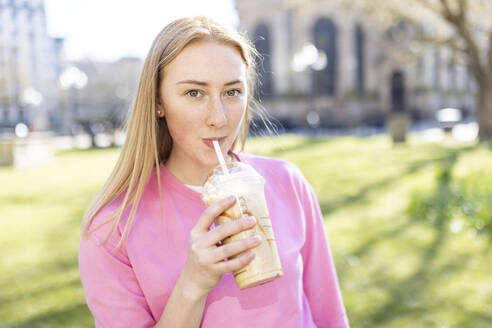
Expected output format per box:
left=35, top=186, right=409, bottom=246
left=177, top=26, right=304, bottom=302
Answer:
left=158, top=150, right=244, bottom=201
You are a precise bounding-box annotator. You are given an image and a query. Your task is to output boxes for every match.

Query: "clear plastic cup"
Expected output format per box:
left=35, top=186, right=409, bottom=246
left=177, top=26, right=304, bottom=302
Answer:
left=202, top=162, right=283, bottom=289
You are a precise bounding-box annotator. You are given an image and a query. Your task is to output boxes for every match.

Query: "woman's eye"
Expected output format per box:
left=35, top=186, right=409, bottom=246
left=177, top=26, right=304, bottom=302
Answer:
left=186, top=90, right=201, bottom=97
left=226, top=89, right=241, bottom=97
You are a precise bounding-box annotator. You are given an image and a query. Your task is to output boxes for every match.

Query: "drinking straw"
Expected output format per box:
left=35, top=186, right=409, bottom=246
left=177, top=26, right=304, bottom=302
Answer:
left=212, top=140, right=245, bottom=217
left=213, top=140, right=229, bottom=175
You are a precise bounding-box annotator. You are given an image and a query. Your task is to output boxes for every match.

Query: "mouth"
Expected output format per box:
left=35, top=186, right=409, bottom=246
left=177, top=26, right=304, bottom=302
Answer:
left=202, top=136, right=227, bottom=149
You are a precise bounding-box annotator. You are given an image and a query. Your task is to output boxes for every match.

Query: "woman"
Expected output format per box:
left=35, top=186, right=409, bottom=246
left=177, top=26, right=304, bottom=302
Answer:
left=79, top=16, right=349, bottom=328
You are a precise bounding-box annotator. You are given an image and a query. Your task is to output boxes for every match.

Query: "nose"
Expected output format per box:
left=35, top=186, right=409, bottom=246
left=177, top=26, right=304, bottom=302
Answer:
left=206, top=95, right=227, bottom=128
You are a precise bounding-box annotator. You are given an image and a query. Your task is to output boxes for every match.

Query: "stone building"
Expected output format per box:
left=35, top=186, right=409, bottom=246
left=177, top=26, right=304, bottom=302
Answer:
left=0, top=0, right=64, bottom=132
left=235, top=0, right=475, bottom=129
left=71, top=57, right=142, bottom=132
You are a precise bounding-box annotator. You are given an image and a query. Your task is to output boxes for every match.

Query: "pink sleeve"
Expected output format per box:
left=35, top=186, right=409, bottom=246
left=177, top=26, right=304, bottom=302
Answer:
left=298, top=175, right=350, bottom=328
left=79, top=232, right=156, bottom=328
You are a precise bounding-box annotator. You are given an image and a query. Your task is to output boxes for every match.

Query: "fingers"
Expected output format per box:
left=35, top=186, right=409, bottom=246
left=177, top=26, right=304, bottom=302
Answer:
left=186, top=233, right=260, bottom=280
left=209, top=235, right=262, bottom=263
left=192, top=196, right=236, bottom=235
left=215, top=250, right=256, bottom=274
left=201, top=216, right=257, bottom=247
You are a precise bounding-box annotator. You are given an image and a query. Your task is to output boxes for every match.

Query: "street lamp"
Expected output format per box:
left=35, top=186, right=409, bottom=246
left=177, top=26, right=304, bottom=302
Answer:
left=59, top=66, right=88, bottom=134
left=19, top=87, right=43, bottom=130
left=291, top=43, right=327, bottom=129
left=292, top=43, right=327, bottom=73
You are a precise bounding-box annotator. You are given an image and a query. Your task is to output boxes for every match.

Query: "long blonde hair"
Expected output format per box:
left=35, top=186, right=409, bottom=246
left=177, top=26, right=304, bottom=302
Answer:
left=81, top=17, right=260, bottom=248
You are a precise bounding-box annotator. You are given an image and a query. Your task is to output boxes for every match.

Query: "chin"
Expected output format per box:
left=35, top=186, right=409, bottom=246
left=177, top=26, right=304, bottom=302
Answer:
left=198, top=153, right=220, bottom=167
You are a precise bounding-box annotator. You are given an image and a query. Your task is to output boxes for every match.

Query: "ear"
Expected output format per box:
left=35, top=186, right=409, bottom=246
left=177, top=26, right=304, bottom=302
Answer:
left=155, top=97, right=165, bottom=118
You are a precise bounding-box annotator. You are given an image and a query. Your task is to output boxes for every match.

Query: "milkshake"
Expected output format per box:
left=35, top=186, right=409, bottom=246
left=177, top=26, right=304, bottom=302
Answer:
left=202, top=161, right=283, bottom=289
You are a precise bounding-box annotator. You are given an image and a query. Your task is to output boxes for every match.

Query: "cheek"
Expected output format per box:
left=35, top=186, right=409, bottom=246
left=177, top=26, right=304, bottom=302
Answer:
left=163, top=95, right=204, bottom=135
left=164, top=115, right=198, bottom=146
left=227, top=101, right=247, bottom=125
left=166, top=114, right=200, bottom=143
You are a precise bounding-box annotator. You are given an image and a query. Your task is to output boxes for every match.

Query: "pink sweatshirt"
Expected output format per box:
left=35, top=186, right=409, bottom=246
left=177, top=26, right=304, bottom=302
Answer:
left=79, top=153, right=349, bottom=327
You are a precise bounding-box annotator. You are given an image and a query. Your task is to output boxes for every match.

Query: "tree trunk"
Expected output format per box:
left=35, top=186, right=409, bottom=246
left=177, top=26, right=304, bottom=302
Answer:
left=477, top=78, right=492, bottom=141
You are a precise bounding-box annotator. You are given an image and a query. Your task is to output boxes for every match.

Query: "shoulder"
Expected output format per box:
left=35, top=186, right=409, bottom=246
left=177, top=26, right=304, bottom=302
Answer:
left=82, top=164, right=166, bottom=246
left=81, top=194, right=129, bottom=251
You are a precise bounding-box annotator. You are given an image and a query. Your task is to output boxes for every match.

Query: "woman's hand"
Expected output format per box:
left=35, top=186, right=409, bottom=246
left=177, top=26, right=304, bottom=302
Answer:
left=180, top=196, right=261, bottom=298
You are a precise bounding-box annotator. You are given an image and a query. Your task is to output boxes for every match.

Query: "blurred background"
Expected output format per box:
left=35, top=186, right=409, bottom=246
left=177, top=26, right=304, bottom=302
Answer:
left=1, top=0, right=491, bottom=327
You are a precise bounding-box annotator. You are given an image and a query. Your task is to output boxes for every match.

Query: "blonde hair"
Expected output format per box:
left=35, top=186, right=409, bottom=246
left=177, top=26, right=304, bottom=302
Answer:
left=81, top=17, right=260, bottom=248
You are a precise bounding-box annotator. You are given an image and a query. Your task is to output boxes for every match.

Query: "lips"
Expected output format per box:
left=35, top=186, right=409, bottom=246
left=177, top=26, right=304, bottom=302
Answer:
left=202, top=136, right=226, bottom=149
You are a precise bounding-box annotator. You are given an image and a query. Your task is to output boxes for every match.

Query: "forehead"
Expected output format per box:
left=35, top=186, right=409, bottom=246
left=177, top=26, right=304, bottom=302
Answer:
left=163, top=41, right=247, bottom=83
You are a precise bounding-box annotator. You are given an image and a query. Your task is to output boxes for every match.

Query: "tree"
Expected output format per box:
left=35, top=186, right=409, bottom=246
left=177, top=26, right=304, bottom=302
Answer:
left=302, top=0, right=492, bottom=140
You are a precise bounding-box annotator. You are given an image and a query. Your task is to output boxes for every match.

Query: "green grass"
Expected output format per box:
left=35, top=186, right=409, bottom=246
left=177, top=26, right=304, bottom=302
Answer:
left=1, top=135, right=492, bottom=327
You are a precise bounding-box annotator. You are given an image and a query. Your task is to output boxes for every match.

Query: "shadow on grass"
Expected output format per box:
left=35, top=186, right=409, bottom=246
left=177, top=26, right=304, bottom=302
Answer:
left=349, top=218, right=415, bottom=260
left=0, top=275, right=80, bottom=306
left=481, top=140, right=492, bottom=149
left=408, top=146, right=492, bottom=240
left=455, top=310, right=492, bottom=327
left=366, top=216, right=451, bottom=326
left=332, top=147, right=491, bottom=327
left=0, top=200, right=91, bottom=327
left=319, top=146, right=475, bottom=217
left=0, top=194, right=39, bottom=205
left=268, top=136, right=334, bottom=156
left=0, top=253, right=91, bottom=328
left=12, top=302, right=92, bottom=328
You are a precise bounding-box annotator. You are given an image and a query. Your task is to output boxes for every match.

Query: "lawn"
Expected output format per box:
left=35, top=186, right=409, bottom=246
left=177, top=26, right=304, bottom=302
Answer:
left=1, top=134, right=491, bottom=327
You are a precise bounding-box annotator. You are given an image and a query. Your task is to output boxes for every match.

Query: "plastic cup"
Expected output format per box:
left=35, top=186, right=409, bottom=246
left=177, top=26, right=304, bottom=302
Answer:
left=202, top=161, right=283, bottom=289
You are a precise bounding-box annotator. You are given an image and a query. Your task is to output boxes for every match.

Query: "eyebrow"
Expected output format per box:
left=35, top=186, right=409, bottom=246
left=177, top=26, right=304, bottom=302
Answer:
left=176, top=79, right=244, bottom=86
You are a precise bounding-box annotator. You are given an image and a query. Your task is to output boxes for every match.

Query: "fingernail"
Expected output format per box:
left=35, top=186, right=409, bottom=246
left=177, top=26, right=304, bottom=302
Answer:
left=246, top=216, right=256, bottom=224
left=252, top=235, right=262, bottom=243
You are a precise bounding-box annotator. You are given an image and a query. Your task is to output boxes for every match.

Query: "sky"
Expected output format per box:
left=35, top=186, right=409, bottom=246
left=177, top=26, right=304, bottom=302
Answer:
left=44, top=0, right=239, bottom=62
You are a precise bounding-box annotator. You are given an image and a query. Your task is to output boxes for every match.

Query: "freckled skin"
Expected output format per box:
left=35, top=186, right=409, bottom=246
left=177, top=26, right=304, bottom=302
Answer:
left=157, top=41, right=248, bottom=185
